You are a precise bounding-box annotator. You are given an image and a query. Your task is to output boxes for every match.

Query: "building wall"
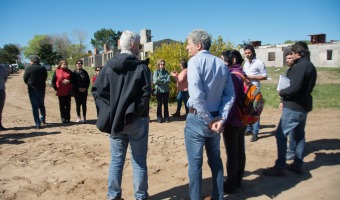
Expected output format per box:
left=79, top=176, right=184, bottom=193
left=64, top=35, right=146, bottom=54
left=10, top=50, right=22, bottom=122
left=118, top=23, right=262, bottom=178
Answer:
left=241, top=42, right=340, bottom=67
left=309, top=43, right=340, bottom=67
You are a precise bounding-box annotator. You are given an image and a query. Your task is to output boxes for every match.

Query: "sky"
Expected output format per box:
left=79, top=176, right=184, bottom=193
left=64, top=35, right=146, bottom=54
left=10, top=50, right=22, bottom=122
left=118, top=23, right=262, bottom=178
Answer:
left=1, top=0, right=339, bottom=53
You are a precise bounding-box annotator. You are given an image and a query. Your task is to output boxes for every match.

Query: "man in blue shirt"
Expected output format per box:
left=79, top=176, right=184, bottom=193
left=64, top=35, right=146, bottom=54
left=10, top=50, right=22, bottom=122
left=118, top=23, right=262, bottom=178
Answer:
left=185, top=29, right=235, bottom=200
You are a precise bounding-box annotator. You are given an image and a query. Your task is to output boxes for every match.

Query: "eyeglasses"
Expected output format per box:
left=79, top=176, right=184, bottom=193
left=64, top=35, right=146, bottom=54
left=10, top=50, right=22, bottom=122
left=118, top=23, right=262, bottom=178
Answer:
left=96, top=70, right=100, bottom=72
left=77, top=63, right=83, bottom=65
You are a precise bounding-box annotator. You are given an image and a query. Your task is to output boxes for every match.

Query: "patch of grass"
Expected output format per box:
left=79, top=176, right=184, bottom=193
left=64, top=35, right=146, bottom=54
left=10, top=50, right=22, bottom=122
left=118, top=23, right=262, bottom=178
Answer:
left=312, top=84, right=340, bottom=108
left=262, top=67, right=340, bottom=109
left=261, top=83, right=340, bottom=109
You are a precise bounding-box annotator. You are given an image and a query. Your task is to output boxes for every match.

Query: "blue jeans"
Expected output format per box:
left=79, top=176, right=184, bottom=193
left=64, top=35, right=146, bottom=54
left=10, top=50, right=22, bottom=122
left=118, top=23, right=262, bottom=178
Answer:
left=185, top=113, right=224, bottom=200
left=176, top=91, right=189, bottom=115
left=286, top=132, right=296, bottom=160
left=275, top=108, right=307, bottom=169
left=245, top=120, right=260, bottom=135
left=28, top=90, right=46, bottom=126
left=107, top=117, right=149, bottom=200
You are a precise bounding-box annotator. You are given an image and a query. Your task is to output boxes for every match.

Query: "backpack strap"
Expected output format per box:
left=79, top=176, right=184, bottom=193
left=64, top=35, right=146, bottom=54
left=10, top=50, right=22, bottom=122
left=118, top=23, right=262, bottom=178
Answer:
left=231, top=71, right=251, bottom=84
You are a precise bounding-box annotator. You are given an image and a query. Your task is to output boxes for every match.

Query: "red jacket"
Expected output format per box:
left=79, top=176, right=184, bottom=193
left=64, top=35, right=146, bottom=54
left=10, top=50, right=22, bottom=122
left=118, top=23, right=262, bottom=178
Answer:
left=52, top=68, right=73, bottom=96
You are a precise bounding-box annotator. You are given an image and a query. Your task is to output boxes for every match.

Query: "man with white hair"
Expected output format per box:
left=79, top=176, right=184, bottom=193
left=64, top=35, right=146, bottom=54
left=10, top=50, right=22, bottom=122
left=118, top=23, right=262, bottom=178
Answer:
left=185, top=29, right=235, bottom=200
left=92, top=30, right=151, bottom=200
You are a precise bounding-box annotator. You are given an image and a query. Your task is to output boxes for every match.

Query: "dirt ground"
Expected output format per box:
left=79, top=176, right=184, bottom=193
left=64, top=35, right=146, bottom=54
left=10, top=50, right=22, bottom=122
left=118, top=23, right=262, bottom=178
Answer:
left=1, top=71, right=340, bottom=200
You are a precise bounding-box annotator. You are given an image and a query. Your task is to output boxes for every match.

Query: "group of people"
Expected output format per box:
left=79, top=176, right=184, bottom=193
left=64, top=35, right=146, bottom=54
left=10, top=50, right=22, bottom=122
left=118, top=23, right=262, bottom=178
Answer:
left=20, top=56, right=102, bottom=129
left=0, top=28, right=316, bottom=200
left=152, top=58, right=189, bottom=123
left=92, top=29, right=316, bottom=200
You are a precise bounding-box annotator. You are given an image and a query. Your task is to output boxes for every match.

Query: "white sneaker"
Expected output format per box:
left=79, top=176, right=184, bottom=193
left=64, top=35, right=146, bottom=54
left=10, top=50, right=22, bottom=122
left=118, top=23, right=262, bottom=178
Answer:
left=77, top=117, right=82, bottom=123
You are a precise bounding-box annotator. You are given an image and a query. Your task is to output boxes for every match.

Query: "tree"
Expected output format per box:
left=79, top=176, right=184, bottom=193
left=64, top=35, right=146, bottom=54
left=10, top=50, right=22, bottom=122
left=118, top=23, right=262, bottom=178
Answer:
left=50, top=33, right=70, bottom=59
left=71, top=29, right=87, bottom=55
left=0, top=44, right=20, bottom=64
left=67, top=44, right=87, bottom=64
left=210, top=36, right=234, bottom=57
left=38, top=44, right=62, bottom=65
left=284, top=40, right=295, bottom=44
left=23, top=35, right=50, bottom=58
left=90, top=28, right=122, bottom=52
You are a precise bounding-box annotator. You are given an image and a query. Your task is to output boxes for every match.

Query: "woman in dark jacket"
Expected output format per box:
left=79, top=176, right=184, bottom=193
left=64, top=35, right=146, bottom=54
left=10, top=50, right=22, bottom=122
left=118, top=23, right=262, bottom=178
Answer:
left=72, top=60, right=90, bottom=123
left=153, top=59, right=170, bottom=123
left=52, top=60, right=73, bottom=123
left=221, top=50, right=247, bottom=194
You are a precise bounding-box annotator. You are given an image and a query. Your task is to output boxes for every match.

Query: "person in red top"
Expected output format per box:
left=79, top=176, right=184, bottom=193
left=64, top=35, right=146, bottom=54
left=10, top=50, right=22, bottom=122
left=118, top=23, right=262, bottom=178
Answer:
left=52, top=60, right=73, bottom=123
left=92, top=66, right=102, bottom=84
left=170, top=59, right=189, bottom=117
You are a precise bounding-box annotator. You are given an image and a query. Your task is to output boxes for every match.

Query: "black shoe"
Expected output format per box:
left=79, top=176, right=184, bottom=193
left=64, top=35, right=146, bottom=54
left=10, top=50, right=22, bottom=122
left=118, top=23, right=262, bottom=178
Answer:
left=262, top=166, right=286, bottom=177
left=223, top=181, right=236, bottom=194
left=171, top=112, right=180, bottom=117
left=250, top=134, right=258, bottom=142
left=286, top=163, right=304, bottom=175
left=164, top=118, right=170, bottom=123
left=157, top=118, right=162, bottom=123
left=0, top=126, right=7, bottom=131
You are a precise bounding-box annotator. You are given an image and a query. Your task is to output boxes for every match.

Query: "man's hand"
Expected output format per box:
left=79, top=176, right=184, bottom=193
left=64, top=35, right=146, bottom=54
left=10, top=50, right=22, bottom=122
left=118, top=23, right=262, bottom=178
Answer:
left=209, top=117, right=224, bottom=134
left=62, top=79, right=70, bottom=84
left=279, top=102, right=283, bottom=110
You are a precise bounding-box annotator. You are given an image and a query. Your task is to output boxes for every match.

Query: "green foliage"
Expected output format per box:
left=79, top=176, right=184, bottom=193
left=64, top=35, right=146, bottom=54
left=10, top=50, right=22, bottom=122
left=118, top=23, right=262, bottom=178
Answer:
left=147, top=42, right=189, bottom=100
left=0, top=44, right=20, bottom=63
left=38, top=44, right=62, bottom=65
left=283, top=40, right=311, bottom=45
left=25, top=31, right=88, bottom=65
left=284, top=40, right=295, bottom=44
left=209, top=36, right=234, bottom=57
left=67, top=44, right=87, bottom=65
left=23, top=35, right=49, bottom=58
left=90, top=28, right=122, bottom=52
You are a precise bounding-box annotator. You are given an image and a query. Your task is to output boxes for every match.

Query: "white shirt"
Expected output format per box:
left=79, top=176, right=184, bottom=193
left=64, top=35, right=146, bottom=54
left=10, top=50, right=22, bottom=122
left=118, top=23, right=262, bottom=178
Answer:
left=243, top=58, right=267, bottom=89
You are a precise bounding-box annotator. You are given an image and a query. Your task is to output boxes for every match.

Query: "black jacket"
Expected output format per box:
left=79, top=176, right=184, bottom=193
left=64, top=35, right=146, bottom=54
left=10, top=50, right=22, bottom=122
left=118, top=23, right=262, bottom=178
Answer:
left=92, top=53, right=151, bottom=134
left=72, top=69, right=90, bottom=93
left=23, top=64, right=47, bottom=91
left=280, top=57, right=317, bottom=112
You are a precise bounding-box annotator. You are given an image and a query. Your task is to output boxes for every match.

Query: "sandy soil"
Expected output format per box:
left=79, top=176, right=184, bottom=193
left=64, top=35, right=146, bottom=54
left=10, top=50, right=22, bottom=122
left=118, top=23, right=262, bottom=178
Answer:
left=1, top=71, right=340, bottom=200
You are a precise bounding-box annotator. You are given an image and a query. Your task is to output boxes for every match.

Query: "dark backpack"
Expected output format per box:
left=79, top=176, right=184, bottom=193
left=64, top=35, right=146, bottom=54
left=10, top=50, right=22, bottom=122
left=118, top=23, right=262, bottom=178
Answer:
left=231, top=71, right=264, bottom=125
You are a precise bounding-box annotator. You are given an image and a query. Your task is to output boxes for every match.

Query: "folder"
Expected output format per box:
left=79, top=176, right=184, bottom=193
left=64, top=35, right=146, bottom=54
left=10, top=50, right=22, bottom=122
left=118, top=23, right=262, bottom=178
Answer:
left=277, top=74, right=290, bottom=91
